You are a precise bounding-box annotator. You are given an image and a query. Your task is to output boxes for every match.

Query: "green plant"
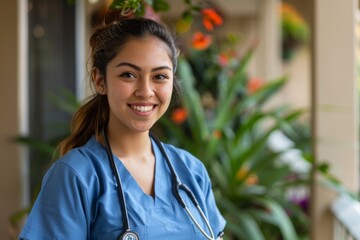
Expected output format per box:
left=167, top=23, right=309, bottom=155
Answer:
left=280, top=3, right=310, bottom=61
left=156, top=45, right=310, bottom=239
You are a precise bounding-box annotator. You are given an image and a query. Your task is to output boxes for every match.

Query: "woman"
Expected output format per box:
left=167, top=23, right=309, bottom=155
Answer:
left=19, top=14, right=225, bottom=240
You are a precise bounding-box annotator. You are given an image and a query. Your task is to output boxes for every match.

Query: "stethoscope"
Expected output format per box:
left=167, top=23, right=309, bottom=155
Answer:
left=102, top=128, right=223, bottom=240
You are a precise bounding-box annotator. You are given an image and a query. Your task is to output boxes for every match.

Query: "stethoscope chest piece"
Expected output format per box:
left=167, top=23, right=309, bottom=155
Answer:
left=119, top=230, right=139, bottom=240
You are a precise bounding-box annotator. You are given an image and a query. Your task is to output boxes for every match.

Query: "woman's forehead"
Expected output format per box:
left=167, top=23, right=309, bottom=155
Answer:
left=110, top=36, right=174, bottom=69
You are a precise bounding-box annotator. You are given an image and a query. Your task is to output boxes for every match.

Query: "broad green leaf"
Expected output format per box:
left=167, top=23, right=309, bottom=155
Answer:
left=218, top=197, right=265, bottom=240
left=47, top=88, right=80, bottom=115
left=178, top=58, right=209, bottom=141
left=13, top=137, right=54, bottom=155
left=256, top=198, right=299, bottom=240
left=241, top=77, right=287, bottom=109
left=153, top=0, right=170, bottom=11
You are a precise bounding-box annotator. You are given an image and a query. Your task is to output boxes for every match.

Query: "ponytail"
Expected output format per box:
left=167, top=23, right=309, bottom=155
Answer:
left=56, top=94, right=109, bottom=156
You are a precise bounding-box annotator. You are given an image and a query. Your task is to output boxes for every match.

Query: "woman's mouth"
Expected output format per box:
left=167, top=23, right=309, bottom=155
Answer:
left=129, top=104, right=155, bottom=113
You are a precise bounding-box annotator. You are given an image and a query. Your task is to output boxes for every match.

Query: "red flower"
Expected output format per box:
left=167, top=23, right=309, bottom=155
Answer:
left=192, top=31, right=212, bottom=50
left=247, top=77, right=264, bottom=94
left=201, top=8, right=223, bottom=31
left=171, top=108, right=188, bottom=124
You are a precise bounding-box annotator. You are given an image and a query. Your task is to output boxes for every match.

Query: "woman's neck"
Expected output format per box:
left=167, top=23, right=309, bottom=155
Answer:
left=106, top=123, right=153, bottom=160
left=105, top=121, right=156, bottom=196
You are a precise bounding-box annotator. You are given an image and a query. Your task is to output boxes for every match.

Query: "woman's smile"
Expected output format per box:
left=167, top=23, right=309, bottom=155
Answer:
left=128, top=103, right=157, bottom=114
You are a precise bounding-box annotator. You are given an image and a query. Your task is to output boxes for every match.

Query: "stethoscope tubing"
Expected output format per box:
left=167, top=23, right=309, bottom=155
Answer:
left=102, top=128, right=218, bottom=240
left=102, top=128, right=131, bottom=231
left=150, top=132, right=216, bottom=240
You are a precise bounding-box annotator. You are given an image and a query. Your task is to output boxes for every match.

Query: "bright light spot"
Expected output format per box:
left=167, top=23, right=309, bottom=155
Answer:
left=88, top=0, right=100, bottom=4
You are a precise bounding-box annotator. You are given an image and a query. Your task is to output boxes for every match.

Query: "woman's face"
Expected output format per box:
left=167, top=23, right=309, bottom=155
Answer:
left=95, top=36, right=174, bottom=134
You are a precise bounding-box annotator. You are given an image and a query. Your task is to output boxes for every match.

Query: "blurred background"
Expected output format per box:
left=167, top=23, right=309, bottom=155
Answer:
left=0, top=0, right=358, bottom=239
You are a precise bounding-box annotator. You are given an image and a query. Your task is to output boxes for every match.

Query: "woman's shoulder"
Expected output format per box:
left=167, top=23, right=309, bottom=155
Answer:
left=159, top=142, right=208, bottom=179
left=47, top=136, right=109, bottom=184
left=161, top=143, right=202, bottom=164
left=57, top=136, right=107, bottom=169
left=158, top=141, right=214, bottom=197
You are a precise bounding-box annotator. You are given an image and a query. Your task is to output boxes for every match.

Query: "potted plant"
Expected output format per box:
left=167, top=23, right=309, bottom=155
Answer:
left=157, top=44, right=310, bottom=239
left=280, top=3, right=310, bottom=61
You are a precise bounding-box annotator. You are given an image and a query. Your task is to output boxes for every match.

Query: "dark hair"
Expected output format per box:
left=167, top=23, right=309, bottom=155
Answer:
left=56, top=13, right=178, bottom=156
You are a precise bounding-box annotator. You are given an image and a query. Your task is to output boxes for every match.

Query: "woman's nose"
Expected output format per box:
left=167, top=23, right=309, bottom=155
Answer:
left=134, top=79, right=154, bottom=98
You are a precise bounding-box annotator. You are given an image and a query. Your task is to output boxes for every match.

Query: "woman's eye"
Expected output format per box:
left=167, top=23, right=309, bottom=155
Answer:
left=154, top=74, right=169, bottom=81
left=120, top=72, right=136, bottom=79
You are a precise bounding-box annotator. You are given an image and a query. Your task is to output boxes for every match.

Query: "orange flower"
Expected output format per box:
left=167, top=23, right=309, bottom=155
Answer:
left=236, top=167, right=248, bottom=180
left=245, top=175, right=258, bottom=185
left=192, top=31, right=212, bottom=50
left=247, top=77, right=264, bottom=94
left=236, top=166, right=258, bottom=185
left=213, top=130, right=222, bottom=139
left=171, top=108, right=188, bottom=124
left=217, top=53, right=229, bottom=67
left=281, top=3, right=300, bottom=19
left=281, top=3, right=304, bottom=26
left=218, top=52, right=236, bottom=67
left=201, top=8, right=223, bottom=31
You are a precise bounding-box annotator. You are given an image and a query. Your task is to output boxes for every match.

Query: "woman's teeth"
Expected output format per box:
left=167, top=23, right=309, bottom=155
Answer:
left=131, top=105, right=154, bottom=112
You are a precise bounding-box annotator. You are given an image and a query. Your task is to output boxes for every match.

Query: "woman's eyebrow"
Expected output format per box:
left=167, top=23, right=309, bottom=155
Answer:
left=151, top=66, right=172, bottom=72
left=115, top=62, right=141, bottom=71
left=115, top=62, right=172, bottom=72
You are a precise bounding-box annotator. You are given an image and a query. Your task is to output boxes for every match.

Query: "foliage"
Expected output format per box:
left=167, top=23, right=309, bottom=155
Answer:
left=11, top=1, right=316, bottom=239
left=107, top=1, right=313, bottom=239
left=109, top=0, right=314, bottom=238
left=280, top=3, right=310, bottom=60
left=281, top=3, right=309, bottom=44
left=157, top=47, right=310, bottom=239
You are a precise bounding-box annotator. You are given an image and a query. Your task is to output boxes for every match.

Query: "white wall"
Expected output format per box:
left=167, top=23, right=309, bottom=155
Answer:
left=311, top=0, right=359, bottom=239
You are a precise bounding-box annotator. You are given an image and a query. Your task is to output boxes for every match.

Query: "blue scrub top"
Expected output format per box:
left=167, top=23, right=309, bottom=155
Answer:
left=19, top=136, right=226, bottom=239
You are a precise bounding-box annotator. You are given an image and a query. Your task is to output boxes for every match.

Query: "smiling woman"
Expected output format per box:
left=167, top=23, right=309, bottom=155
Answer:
left=19, top=10, right=225, bottom=240
left=93, top=36, right=174, bottom=135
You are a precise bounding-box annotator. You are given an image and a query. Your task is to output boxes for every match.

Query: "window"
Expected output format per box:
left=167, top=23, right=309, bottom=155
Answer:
left=28, top=0, right=76, bottom=196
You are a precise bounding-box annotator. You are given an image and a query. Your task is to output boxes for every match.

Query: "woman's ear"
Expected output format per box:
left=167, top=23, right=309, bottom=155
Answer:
left=92, top=68, right=107, bottom=95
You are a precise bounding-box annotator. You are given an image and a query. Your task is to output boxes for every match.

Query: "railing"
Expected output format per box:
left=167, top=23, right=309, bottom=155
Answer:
left=268, top=131, right=360, bottom=240
left=331, top=194, right=360, bottom=240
